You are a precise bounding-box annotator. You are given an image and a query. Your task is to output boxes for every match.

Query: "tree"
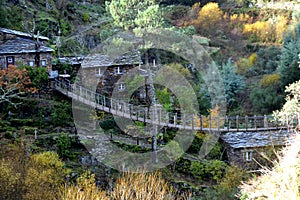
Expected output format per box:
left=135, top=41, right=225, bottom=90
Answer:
left=0, top=65, right=37, bottom=106
left=278, top=23, right=300, bottom=88
left=274, top=55, right=300, bottom=127
left=106, top=0, right=164, bottom=30
left=193, top=2, right=223, bottom=35
left=220, top=59, right=245, bottom=107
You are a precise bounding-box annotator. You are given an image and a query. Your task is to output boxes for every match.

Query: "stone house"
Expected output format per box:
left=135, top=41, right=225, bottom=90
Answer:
left=80, top=51, right=145, bottom=97
left=221, top=130, right=295, bottom=170
left=0, top=28, right=54, bottom=71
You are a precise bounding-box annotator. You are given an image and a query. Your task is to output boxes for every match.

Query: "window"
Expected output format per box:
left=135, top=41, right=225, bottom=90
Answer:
left=95, top=68, right=103, bottom=77
left=114, top=66, right=124, bottom=75
left=28, top=60, right=35, bottom=67
left=243, top=150, right=253, bottom=162
left=6, top=56, right=14, bottom=67
left=7, top=57, right=13, bottom=63
left=41, top=59, right=47, bottom=66
left=118, top=83, right=126, bottom=91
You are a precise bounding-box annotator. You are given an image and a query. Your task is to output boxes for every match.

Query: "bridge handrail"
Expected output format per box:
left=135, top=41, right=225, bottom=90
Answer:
left=54, top=78, right=299, bottom=132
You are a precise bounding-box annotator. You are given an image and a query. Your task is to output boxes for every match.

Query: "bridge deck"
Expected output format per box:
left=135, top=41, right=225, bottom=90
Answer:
left=55, top=79, right=298, bottom=132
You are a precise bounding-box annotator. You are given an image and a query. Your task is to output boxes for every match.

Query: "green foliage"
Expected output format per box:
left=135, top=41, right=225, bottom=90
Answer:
left=156, top=87, right=171, bottom=111
left=99, top=27, right=118, bottom=42
left=51, top=101, right=71, bottom=126
left=250, top=86, right=284, bottom=114
left=59, top=19, right=73, bottom=36
left=278, top=23, right=300, bottom=88
left=106, top=0, right=164, bottom=30
left=255, top=46, right=281, bottom=74
left=0, top=0, right=8, bottom=28
left=221, top=59, right=245, bottom=107
left=83, top=12, right=89, bottom=22
left=19, top=66, right=48, bottom=89
left=190, top=160, right=228, bottom=182
left=56, top=133, right=75, bottom=159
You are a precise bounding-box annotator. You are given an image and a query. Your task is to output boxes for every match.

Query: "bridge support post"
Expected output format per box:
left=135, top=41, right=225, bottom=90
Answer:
left=200, top=115, right=203, bottom=131
left=264, top=115, right=268, bottom=129
left=254, top=115, right=257, bottom=130
left=245, top=116, right=248, bottom=131
left=236, top=115, right=239, bottom=132
left=192, top=114, right=194, bottom=130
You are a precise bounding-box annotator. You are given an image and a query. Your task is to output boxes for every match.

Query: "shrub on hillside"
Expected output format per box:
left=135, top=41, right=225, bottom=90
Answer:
left=192, top=2, right=223, bottom=35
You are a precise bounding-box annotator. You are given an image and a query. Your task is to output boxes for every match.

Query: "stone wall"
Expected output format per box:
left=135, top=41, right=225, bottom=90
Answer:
left=81, top=64, right=139, bottom=96
left=0, top=52, right=52, bottom=71
left=225, top=145, right=280, bottom=170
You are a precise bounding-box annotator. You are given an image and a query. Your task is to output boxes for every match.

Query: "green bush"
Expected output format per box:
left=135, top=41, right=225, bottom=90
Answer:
left=51, top=101, right=71, bottom=127
left=190, top=160, right=228, bottom=182
left=83, top=12, right=89, bottom=22
left=56, top=133, right=75, bottom=159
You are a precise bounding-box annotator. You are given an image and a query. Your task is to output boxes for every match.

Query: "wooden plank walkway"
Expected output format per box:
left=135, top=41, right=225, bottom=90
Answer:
left=55, top=79, right=298, bottom=133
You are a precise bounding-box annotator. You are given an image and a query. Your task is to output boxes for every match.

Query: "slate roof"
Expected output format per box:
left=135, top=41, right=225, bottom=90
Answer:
left=81, top=51, right=142, bottom=68
left=0, top=38, right=54, bottom=55
left=0, top=28, right=49, bottom=41
left=221, top=130, right=295, bottom=149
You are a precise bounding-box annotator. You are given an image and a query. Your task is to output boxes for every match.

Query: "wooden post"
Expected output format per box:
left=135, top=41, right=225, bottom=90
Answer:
left=158, top=109, right=161, bottom=126
left=217, top=116, right=220, bottom=131
left=286, top=114, right=289, bottom=130
left=226, top=115, right=229, bottom=131
left=200, top=115, right=203, bottom=131
left=245, top=116, right=248, bottom=131
left=183, top=113, right=186, bottom=129
left=254, top=115, right=257, bottom=130
left=174, top=113, right=177, bottom=126
left=209, top=115, right=212, bottom=131
left=192, top=114, right=194, bottom=130
left=264, top=115, right=268, bottom=128
left=236, top=115, right=239, bottom=132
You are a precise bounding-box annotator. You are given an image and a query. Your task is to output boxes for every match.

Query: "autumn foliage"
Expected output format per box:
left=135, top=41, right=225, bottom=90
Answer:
left=0, top=65, right=37, bottom=105
left=192, top=2, right=223, bottom=35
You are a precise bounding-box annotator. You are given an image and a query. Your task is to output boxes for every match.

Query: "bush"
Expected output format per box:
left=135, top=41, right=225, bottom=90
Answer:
left=51, top=101, right=71, bottom=127
left=190, top=160, right=228, bottom=182
left=193, top=2, right=223, bottom=35
left=83, top=12, right=89, bottom=22
left=250, top=86, right=284, bottom=114
left=19, top=66, right=48, bottom=89
left=259, top=74, right=281, bottom=88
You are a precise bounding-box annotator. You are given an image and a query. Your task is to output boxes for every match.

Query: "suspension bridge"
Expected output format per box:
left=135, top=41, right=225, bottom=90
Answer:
left=54, top=79, right=299, bottom=133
